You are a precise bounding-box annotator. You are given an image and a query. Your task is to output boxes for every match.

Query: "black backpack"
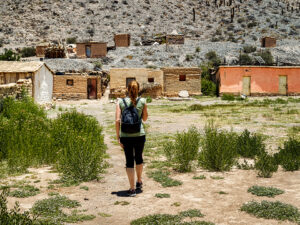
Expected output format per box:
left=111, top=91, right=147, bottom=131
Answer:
left=121, top=98, right=142, bottom=133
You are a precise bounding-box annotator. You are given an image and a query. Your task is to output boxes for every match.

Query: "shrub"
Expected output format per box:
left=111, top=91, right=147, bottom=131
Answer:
left=241, top=200, right=300, bottom=223
left=198, top=122, right=238, bottom=171
left=0, top=49, right=20, bottom=61
left=221, top=94, right=235, bottom=101
left=66, top=37, right=77, bottom=44
left=51, top=110, right=106, bottom=182
left=185, top=54, right=194, bottom=61
left=146, top=96, right=152, bottom=103
left=147, top=170, right=182, bottom=187
left=195, top=47, right=201, bottom=52
left=240, top=54, right=253, bottom=65
left=255, top=153, right=278, bottom=178
left=236, top=129, right=265, bottom=158
left=20, top=47, right=36, bottom=57
left=131, top=214, right=182, bottom=225
left=274, top=136, right=300, bottom=171
left=201, top=79, right=216, bottom=96
left=257, top=50, right=274, bottom=65
left=164, top=126, right=201, bottom=172
left=0, top=189, right=36, bottom=224
left=243, top=45, right=256, bottom=53
left=247, top=186, right=284, bottom=197
left=205, top=51, right=221, bottom=67
left=247, top=21, right=257, bottom=28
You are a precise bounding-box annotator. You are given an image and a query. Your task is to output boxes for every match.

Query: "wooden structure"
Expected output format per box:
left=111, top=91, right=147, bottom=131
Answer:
left=114, top=34, right=131, bottom=47
left=217, top=66, right=300, bottom=96
left=36, top=43, right=49, bottom=57
left=261, top=37, right=276, bottom=48
left=76, top=42, right=107, bottom=58
left=0, top=61, right=54, bottom=103
left=166, top=34, right=185, bottom=45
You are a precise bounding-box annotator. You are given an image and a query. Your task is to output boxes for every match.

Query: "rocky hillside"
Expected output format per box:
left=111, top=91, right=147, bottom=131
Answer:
left=0, top=0, right=299, bottom=47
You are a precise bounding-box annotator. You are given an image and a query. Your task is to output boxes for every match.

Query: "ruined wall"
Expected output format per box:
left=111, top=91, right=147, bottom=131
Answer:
left=36, top=46, right=47, bottom=57
left=218, top=66, right=300, bottom=96
left=0, top=79, right=32, bottom=99
left=261, top=37, right=276, bottom=48
left=0, top=72, right=32, bottom=85
left=114, top=34, right=130, bottom=47
left=76, top=43, right=107, bottom=58
left=162, top=67, right=201, bottom=96
left=53, top=74, right=102, bottom=100
left=166, top=35, right=185, bottom=45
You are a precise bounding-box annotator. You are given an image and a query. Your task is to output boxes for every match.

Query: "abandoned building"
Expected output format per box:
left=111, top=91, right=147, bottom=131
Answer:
left=216, top=66, right=300, bottom=96
left=166, top=34, right=185, bottom=45
left=52, top=72, right=104, bottom=100
left=114, top=34, right=131, bottom=47
left=162, top=67, right=201, bottom=96
left=0, top=61, right=54, bottom=103
left=261, top=37, right=276, bottom=48
left=36, top=43, right=49, bottom=57
left=76, top=42, right=107, bottom=58
left=109, top=67, right=201, bottom=98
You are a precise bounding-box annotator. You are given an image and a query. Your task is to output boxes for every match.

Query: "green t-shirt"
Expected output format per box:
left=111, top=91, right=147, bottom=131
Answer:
left=118, top=97, right=146, bottom=137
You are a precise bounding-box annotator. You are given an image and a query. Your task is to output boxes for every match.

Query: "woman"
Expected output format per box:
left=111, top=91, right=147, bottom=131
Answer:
left=115, top=80, right=148, bottom=197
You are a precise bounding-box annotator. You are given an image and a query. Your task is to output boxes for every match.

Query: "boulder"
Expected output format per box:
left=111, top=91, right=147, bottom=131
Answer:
left=178, top=90, right=189, bottom=98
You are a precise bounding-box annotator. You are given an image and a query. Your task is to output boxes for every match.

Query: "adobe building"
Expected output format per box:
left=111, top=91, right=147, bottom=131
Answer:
left=162, top=67, right=201, bottom=97
left=166, top=34, right=185, bottom=45
left=109, top=68, right=164, bottom=98
left=114, top=34, right=131, bottom=47
left=53, top=72, right=102, bottom=100
left=261, top=37, right=276, bottom=48
left=216, top=66, right=300, bottom=96
left=36, top=43, right=49, bottom=57
left=0, top=61, right=54, bottom=103
left=76, top=42, right=107, bottom=58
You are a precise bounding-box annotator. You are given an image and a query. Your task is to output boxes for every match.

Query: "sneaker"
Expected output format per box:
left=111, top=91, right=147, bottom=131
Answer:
left=136, top=182, right=143, bottom=190
left=127, top=189, right=136, bottom=197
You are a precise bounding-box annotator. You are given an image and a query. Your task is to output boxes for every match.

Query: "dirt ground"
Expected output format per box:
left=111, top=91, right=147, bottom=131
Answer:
left=4, top=90, right=300, bottom=225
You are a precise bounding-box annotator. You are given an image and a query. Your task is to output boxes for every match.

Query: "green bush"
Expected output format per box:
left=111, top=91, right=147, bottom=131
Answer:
left=247, top=186, right=284, bottom=197
left=147, top=170, right=182, bottom=187
left=51, top=110, right=106, bottom=182
left=164, top=126, right=201, bottom=172
left=241, top=200, right=300, bottom=223
left=274, top=136, right=300, bottom=171
left=20, top=47, right=36, bottom=57
left=236, top=129, right=265, bottom=159
left=0, top=49, right=20, bottom=61
left=255, top=153, right=278, bottom=178
left=243, top=45, right=257, bottom=53
left=257, top=50, right=274, bottom=65
left=146, top=96, right=152, bottom=103
left=240, top=54, right=253, bottom=65
left=0, top=189, right=36, bottom=224
left=205, top=51, right=221, bottom=67
left=66, top=37, right=77, bottom=44
left=201, top=79, right=216, bottom=96
left=221, top=94, right=235, bottom=101
left=247, top=21, right=257, bottom=28
left=198, top=122, right=238, bottom=171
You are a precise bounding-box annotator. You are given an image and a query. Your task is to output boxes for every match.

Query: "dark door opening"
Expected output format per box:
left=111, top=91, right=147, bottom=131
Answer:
left=88, top=78, right=97, bottom=99
left=85, top=45, right=91, bottom=58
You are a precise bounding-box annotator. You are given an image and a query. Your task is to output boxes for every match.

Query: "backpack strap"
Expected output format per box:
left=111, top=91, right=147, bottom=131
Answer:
left=136, top=97, right=141, bottom=106
left=122, top=98, right=128, bottom=108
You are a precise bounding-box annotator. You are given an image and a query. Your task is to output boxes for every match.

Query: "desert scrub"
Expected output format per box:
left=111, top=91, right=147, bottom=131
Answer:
left=201, top=79, right=216, bottom=96
left=51, top=110, right=107, bottom=182
left=248, top=186, right=284, bottom=197
left=221, top=94, right=235, bottom=101
left=8, top=185, right=40, bottom=198
left=193, top=175, right=206, bottom=180
left=155, top=193, right=170, bottom=198
left=179, top=209, right=204, bottom=218
left=164, top=126, right=201, bottom=172
left=255, top=153, right=278, bottom=178
left=236, top=129, right=266, bottom=158
left=198, top=122, right=238, bottom=171
left=147, top=170, right=182, bottom=187
left=0, top=189, right=36, bottom=224
left=31, top=194, right=94, bottom=224
left=274, top=136, right=300, bottom=171
left=240, top=200, right=300, bottom=224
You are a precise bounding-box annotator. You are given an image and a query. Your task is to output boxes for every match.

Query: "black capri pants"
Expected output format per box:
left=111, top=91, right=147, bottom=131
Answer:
left=120, top=136, right=146, bottom=168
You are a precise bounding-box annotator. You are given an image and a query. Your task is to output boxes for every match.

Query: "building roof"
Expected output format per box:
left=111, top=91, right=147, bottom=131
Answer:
left=76, top=41, right=107, bottom=44
left=219, top=65, right=300, bottom=68
left=0, top=61, right=50, bottom=73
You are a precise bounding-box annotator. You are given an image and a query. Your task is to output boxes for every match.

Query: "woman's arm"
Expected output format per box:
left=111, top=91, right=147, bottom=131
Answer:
left=142, top=104, right=148, bottom=122
left=115, top=102, right=123, bottom=148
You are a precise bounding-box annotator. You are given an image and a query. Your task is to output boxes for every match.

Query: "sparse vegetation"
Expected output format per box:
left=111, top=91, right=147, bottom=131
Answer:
left=147, top=170, right=182, bottom=187
left=0, top=49, right=20, bottom=61
left=193, top=175, right=206, bottom=180
left=19, top=47, right=36, bottom=57
left=255, top=153, right=278, bottom=178
left=155, top=193, right=170, bottom=198
left=221, top=94, right=235, bottom=101
left=248, top=186, right=284, bottom=197
left=243, top=45, right=256, bottom=53
left=66, top=37, right=77, bottom=44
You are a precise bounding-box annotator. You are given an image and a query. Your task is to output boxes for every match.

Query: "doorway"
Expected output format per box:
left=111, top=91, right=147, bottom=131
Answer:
left=242, top=76, right=251, bottom=96
left=85, top=45, right=91, bottom=58
left=279, top=75, right=287, bottom=95
left=87, top=78, right=97, bottom=99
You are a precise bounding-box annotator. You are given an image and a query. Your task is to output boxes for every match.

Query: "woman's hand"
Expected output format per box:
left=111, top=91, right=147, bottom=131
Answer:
left=118, top=138, right=124, bottom=149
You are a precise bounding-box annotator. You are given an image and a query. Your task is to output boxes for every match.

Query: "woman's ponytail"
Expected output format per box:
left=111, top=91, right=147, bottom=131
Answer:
left=128, top=80, right=139, bottom=107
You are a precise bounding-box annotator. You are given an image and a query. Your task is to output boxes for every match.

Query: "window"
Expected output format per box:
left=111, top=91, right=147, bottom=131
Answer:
left=179, top=75, right=186, bottom=81
left=148, top=77, right=154, bottom=83
left=66, top=79, right=74, bottom=86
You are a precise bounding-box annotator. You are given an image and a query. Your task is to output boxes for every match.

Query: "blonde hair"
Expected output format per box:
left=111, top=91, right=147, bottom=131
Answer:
left=128, top=80, right=139, bottom=107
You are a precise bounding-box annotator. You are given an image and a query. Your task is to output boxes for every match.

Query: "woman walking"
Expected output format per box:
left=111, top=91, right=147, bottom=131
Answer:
left=115, top=80, right=148, bottom=197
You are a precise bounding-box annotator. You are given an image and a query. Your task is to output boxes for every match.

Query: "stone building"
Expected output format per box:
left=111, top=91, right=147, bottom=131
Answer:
left=216, top=66, right=300, bottom=96
left=162, top=67, right=201, bottom=96
left=166, top=34, right=185, bottom=45
left=261, top=37, right=276, bottom=48
left=36, top=43, right=49, bottom=57
left=76, top=42, right=107, bottom=58
left=0, top=61, right=53, bottom=103
left=114, top=34, right=131, bottom=47
left=53, top=72, right=102, bottom=100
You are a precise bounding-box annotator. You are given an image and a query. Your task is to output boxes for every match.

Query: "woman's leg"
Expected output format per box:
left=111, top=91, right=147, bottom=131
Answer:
left=134, top=136, right=146, bottom=183
left=120, top=138, right=135, bottom=190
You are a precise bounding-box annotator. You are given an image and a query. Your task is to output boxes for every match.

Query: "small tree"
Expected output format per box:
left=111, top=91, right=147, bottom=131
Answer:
left=240, top=54, right=253, bottom=65
left=205, top=51, right=221, bottom=67
left=0, top=49, right=20, bottom=61
left=257, top=50, right=274, bottom=65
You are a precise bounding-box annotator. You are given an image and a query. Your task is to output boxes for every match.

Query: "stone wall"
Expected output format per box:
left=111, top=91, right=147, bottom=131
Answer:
left=261, top=37, right=276, bottom=48
left=166, top=35, right=185, bottom=45
left=162, top=67, right=201, bottom=96
left=53, top=74, right=102, bottom=100
left=0, top=79, right=32, bottom=99
left=114, top=34, right=130, bottom=47
left=76, top=42, right=107, bottom=58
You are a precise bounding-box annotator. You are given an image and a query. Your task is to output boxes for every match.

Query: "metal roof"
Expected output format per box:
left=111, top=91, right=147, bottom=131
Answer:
left=0, top=61, right=45, bottom=73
